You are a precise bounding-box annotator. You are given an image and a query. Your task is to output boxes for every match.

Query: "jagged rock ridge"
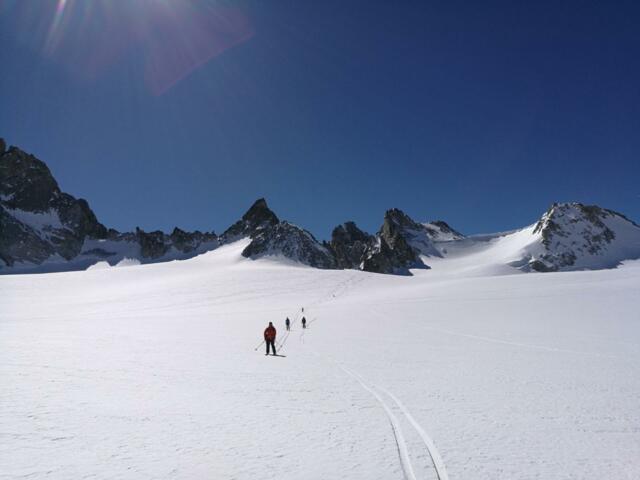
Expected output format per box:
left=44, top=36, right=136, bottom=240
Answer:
left=221, top=198, right=279, bottom=243
left=328, top=222, right=374, bottom=270
left=326, top=209, right=457, bottom=275
left=243, top=221, right=335, bottom=269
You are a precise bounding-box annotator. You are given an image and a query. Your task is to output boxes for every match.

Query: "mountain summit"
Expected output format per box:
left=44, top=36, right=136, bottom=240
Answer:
left=523, top=202, right=640, bottom=272
left=0, top=144, right=107, bottom=266
left=221, top=198, right=279, bottom=242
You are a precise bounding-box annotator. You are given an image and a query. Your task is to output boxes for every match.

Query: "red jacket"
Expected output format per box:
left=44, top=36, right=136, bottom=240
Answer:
left=264, top=325, right=276, bottom=341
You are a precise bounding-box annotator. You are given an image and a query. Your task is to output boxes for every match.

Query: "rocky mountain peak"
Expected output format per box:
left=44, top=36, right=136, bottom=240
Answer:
left=533, top=202, right=617, bottom=249
left=242, top=221, right=335, bottom=269
left=366, top=209, right=426, bottom=274
left=525, top=202, right=640, bottom=272
left=0, top=145, right=61, bottom=212
left=383, top=208, right=421, bottom=231
left=381, top=209, right=417, bottom=248
left=242, top=198, right=279, bottom=226
left=222, top=198, right=280, bottom=242
left=329, top=221, right=374, bottom=269
left=380, top=208, right=441, bottom=258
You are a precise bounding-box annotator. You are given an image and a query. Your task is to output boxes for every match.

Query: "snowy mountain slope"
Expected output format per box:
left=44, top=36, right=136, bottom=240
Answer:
left=2, top=240, right=639, bottom=480
left=415, top=203, right=640, bottom=276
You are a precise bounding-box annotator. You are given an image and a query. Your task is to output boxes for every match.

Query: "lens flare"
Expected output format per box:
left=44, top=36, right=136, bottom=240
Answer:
left=5, top=0, right=254, bottom=95
left=45, top=0, right=69, bottom=53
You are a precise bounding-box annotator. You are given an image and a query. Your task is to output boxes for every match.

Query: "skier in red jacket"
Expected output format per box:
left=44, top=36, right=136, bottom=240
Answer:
left=264, top=322, right=277, bottom=355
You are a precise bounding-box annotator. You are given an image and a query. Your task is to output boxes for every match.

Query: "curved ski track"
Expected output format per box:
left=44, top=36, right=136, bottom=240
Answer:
left=300, top=273, right=449, bottom=480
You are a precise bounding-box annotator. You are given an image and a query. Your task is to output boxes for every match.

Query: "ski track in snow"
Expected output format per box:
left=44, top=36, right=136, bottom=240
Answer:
left=376, top=386, right=449, bottom=480
left=337, top=364, right=418, bottom=480
left=301, top=273, right=450, bottom=480
left=322, top=354, right=449, bottom=480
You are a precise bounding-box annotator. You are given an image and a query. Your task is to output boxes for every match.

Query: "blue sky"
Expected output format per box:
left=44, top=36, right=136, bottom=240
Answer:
left=1, top=1, right=638, bottom=239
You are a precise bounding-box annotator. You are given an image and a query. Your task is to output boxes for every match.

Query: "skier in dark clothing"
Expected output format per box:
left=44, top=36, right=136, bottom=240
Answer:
left=301, top=317, right=307, bottom=329
left=285, top=317, right=290, bottom=331
left=264, top=322, right=277, bottom=355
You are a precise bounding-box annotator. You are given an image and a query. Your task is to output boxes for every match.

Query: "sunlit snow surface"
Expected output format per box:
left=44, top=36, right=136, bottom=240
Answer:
left=2, top=240, right=639, bottom=479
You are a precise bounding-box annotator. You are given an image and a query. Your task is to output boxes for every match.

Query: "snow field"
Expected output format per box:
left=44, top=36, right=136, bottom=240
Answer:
left=2, top=241, right=640, bottom=479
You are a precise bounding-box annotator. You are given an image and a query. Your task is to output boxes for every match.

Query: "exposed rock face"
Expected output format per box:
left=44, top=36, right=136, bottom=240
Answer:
left=329, top=221, right=374, bottom=269
left=221, top=198, right=279, bottom=242
left=225, top=199, right=335, bottom=269
left=0, top=145, right=108, bottom=265
left=361, top=209, right=428, bottom=274
left=526, top=202, right=640, bottom=272
left=242, top=221, right=335, bottom=269
left=327, top=210, right=437, bottom=275
left=170, top=227, right=217, bottom=254
left=0, top=146, right=60, bottom=212
left=379, top=208, right=441, bottom=257
left=136, top=228, right=170, bottom=259
left=0, top=142, right=218, bottom=270
left=0, top=207, right=53, bottom=266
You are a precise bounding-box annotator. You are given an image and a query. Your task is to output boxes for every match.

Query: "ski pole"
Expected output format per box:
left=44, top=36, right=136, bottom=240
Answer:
left=254, top=339, right=265, bottom=351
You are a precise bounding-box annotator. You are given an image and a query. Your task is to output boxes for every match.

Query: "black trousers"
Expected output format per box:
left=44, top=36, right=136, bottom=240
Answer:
left=266, top=339, right=276, bottom=355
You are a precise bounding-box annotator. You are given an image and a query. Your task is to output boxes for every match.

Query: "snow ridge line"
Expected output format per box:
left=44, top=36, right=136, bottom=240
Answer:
left=339, top=365, right=418, bottom=480
left=376, top=386, right=449, bottom=480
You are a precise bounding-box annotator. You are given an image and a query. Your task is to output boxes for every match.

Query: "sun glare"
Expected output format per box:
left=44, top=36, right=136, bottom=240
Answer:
left=15, top=0, right=254, bottom=94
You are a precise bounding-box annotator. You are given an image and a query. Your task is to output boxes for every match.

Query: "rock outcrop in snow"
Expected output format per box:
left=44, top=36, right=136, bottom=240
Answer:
left=361, top=209, right=429, bottom=274
left=327, top=209, right=449, bottom=275
left=243, top=221, right=336, bottom=269
left=328, top=222, right=374, bottom=270
left=522, top=202, right=640, bottom=272
left=424, top=220, right=465, bottom=242
left=223, top=199, right=334, bottom=269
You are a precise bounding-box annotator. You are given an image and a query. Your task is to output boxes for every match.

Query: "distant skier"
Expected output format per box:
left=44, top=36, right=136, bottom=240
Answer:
left=264, top=322, right=277, bottom=355
left=285, top=317, right=290, bottom=331
left=301, top=317, right=307, bottom=329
